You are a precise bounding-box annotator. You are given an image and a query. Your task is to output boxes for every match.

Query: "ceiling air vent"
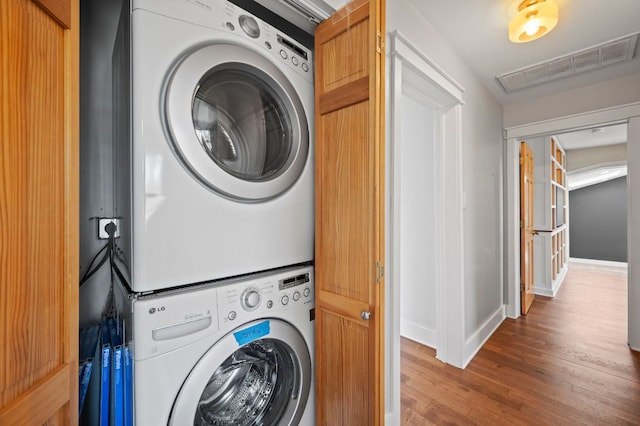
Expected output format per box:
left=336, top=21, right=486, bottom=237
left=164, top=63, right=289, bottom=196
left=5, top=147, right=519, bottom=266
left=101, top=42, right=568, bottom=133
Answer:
left=497, top=33, right=639, bottom=92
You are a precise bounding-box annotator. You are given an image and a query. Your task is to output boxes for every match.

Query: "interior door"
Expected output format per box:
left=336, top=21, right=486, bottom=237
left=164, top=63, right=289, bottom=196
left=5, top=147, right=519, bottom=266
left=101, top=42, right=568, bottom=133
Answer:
left=0, top=0, right=79, bottom=424
left=314, top=0, right=385, bottom=424
left=520, top=141, right=535, bottom=315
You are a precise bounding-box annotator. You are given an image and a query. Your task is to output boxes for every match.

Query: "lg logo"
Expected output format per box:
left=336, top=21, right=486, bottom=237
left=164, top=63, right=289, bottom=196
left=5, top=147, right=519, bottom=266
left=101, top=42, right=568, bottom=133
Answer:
left=149, top=306, right=166, bottom=314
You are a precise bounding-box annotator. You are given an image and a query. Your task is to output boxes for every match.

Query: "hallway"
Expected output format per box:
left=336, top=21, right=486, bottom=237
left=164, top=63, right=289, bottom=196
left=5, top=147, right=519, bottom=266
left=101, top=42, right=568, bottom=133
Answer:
left=401, top=267, right=640, bottom=425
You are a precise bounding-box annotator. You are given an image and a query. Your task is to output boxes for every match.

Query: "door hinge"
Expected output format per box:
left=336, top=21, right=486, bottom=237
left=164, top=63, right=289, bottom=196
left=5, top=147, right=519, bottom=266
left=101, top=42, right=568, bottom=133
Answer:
left=520, top=283, right=525, bottom=292
left=376, top=31, right=384, bottom=54
left=376, top=261, right=384, bottom=283
left=520, top=220, right=524, bottom=228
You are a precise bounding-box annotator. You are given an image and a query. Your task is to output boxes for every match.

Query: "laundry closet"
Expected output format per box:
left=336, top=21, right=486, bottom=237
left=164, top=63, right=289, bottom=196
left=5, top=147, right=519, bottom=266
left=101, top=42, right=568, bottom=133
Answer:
left=78, top=0, right=331, bottom=423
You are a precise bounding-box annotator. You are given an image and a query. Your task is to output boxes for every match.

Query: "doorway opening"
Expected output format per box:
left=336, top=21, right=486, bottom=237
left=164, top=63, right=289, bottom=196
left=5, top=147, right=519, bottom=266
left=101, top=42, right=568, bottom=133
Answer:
left=504, top=107, right=640, bottom=352
left=387, top=31, right=465, bottom=424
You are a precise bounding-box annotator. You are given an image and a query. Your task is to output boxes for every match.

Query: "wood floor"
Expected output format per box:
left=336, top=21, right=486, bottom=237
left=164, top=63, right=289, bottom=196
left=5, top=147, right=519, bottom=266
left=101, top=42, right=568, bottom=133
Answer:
left=401, top=267, right=640, bottom=425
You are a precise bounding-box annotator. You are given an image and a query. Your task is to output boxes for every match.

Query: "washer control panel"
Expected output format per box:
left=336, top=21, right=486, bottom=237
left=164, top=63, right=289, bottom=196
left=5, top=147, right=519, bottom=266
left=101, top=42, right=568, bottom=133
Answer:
left=217, top=266, right=314, bottom=328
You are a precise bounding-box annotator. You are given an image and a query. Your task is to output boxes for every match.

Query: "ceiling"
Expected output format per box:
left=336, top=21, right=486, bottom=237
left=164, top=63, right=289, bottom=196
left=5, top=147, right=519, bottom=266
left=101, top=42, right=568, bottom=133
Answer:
left=405, top=0, right=640, bottom=106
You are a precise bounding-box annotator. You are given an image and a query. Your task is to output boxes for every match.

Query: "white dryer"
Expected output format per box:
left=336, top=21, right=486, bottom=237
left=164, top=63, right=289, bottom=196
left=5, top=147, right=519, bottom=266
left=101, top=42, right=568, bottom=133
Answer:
left=113, top=0, right=315, bottom=292
left=114, top=264, right=315, bottom=425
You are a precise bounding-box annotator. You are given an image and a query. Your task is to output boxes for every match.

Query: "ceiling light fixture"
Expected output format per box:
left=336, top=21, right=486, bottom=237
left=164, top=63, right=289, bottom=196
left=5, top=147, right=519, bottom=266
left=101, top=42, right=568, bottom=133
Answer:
left=509, top=0, right=558, bottom=43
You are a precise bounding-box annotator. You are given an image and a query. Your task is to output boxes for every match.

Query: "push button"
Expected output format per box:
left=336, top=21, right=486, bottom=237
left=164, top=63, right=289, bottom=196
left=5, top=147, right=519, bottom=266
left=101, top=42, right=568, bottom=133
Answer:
left=301, top=63, right=309, bottom=72
left=279, top=50, right=288, bottom=59
left=303, top=288, right=310, bottom=298
left=228, top=311, right=237, bottom=320
left=281, top=295, right=289, bottom=305
left=291, top=57, right=299, bottom=66
left=293, top=291, right=301, bottom=301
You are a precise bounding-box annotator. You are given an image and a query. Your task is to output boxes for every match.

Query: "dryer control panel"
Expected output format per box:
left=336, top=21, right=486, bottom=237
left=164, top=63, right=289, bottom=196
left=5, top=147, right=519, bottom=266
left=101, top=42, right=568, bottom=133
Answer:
left=221, top=1, right=314, bottom=82
left=217, top=266, right=314, bottom=329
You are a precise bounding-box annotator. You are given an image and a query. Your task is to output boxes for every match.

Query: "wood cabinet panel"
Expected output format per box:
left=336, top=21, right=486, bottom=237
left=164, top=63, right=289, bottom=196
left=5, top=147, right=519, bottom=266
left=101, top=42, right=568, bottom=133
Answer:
left=316, top=2, right=369, bottom=93
left=0, top=0, right=78, bottom=422
left=317, top=309, right=371, bottom=425
left=316, top=101, right=372, bottom=304
left=315, top=0, right=385, bottom=423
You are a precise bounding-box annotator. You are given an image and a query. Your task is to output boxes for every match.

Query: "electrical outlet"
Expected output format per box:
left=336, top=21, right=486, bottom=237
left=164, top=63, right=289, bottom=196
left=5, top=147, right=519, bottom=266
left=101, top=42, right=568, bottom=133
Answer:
left=98, top=218, right=120, bottom=239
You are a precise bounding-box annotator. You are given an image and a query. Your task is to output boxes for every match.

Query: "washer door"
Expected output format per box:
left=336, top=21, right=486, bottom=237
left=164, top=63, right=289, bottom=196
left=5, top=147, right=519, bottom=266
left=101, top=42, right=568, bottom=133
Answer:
left=164, top=44, right=309, bottom=202
left=170, top=319, right=312, bottom=426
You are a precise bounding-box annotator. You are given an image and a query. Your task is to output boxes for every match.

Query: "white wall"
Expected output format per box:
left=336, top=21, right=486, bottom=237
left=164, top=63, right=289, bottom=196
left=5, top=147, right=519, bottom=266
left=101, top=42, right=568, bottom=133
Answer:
left=398, top=93, right=437, bottom=347
left=566, top=143, right=627, bottom=171
left=79, top=0, right=123, bottom=327
left=387, top=0, right=504, bottom=351
left=504, top=73, right=640, bottom=128
left=628, top=116, right=640, bottom=350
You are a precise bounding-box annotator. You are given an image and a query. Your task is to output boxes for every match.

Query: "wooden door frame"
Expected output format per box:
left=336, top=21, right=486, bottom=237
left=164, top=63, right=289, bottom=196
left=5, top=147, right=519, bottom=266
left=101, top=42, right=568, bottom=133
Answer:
left=503, top=102, right=640, bottom=347
left=387, top=30, right=465, bottom=424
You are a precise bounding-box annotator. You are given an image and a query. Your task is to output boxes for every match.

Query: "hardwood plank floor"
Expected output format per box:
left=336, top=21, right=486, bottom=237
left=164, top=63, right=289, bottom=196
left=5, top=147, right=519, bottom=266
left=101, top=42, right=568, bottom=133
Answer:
left=401, top=267, right=640, bottom=425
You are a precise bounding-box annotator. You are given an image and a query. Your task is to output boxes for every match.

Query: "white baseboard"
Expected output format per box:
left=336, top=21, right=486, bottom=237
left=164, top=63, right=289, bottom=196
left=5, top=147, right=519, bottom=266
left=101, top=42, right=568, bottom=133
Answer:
left=569, top=257, right=628, bottom=274
left=553, top=265, right=568, bottom=295
left=533, top=265, right=568, bottom=297
left=462, top=306, right=505, bottom=368
left=533, top=285, right=554, bottom=297
left=400, top=319, right=437, bottom=349
left=385, top=411, right=400, bottom=426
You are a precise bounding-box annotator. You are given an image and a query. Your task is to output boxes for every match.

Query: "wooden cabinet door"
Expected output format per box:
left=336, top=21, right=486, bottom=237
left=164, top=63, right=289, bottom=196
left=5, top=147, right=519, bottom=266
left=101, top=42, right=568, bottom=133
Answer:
left=520, top=141, right=535, bottom=315
left=0, top=0, right=79, bottom=424
left=314, top=0, right=385, bottom=423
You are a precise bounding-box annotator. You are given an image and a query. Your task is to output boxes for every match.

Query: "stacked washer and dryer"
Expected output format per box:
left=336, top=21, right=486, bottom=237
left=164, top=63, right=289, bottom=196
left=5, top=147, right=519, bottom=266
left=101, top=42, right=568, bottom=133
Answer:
left=111, top=0, right=321, bottom=424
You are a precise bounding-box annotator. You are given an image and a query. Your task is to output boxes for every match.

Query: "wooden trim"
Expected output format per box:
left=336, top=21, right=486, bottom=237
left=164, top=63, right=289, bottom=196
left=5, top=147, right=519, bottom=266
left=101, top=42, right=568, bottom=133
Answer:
left=373, top=0, right=385, bottom=424
left=317, top=291, right=370, bottom=321
left=32, top=0, right=71, bottom=29
left=318, top=77, right=369, bottom=115
left=63, top=0, right=80, bottom=422
left=0, top=365, right=71, bottom=425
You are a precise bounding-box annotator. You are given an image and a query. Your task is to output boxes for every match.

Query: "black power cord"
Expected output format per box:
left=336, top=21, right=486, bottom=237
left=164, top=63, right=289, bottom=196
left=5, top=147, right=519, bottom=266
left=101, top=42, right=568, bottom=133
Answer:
left=79, top=222, right=117, bottom=287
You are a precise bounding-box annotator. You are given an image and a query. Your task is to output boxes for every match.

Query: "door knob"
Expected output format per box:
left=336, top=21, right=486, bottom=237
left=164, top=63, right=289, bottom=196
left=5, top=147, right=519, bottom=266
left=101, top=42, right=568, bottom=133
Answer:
left=361, top=311, right=371, bottom=321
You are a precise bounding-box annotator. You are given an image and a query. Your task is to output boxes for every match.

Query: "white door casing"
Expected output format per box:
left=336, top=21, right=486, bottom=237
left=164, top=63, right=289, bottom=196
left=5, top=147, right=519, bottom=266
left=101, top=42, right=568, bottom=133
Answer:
left=387, top=30, right=465, bottom=424
left=503, top=102, right=640, bottom=351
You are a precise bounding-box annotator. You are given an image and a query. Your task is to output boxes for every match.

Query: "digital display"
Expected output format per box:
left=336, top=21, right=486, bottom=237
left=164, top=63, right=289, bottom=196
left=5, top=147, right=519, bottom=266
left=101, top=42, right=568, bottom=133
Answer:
left=279, top=273, right=309, bottom=290
left=277, top=35, right=308, bottom=61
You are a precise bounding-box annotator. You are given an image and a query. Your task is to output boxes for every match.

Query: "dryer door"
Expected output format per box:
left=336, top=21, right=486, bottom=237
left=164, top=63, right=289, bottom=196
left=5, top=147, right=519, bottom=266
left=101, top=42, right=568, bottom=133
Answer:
left=164, top=44, right=309, bottom=202
left=170, top=319, right=312, bottom=425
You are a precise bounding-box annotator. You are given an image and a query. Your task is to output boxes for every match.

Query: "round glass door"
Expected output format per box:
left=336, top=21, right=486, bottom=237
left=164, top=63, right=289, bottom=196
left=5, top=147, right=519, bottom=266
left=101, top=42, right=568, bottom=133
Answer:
left=165, top=44, right=309, bottom=202
left=195, top=339, right=297, bottom=425
left=170, top=319, right=312, bottom=426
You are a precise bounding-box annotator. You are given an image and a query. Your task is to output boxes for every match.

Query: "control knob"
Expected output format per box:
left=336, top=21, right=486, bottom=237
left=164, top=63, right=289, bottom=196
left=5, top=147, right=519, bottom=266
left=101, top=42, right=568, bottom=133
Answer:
left=241, top=287, right=261, bottom=311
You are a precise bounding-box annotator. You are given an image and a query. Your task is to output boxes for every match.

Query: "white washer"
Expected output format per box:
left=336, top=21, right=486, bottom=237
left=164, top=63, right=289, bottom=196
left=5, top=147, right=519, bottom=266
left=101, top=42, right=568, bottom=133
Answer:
left=114, top=265, right=315, bottom=425
left=113, top=0, right=314, bottom=292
